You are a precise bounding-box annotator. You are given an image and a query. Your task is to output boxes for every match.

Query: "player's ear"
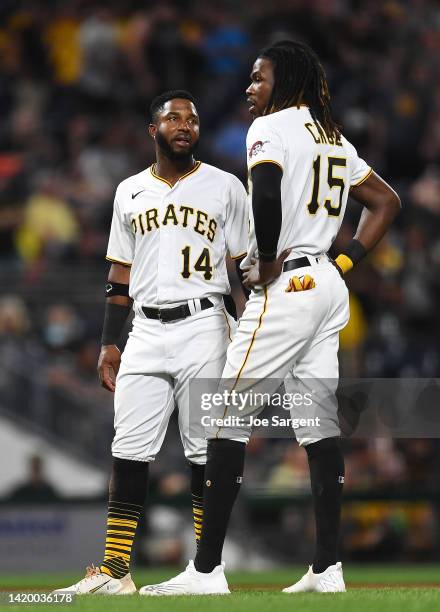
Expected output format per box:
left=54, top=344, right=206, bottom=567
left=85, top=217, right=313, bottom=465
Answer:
left=148, top=123, right=157, bottom=139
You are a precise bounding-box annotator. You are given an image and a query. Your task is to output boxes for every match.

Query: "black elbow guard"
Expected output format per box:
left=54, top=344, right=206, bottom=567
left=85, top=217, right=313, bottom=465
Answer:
left=105, top=282, right=130, bottom=297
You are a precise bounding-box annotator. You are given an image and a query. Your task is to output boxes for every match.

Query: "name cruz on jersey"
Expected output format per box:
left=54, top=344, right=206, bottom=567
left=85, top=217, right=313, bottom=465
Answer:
left=304, top=120, right=342, bottom=147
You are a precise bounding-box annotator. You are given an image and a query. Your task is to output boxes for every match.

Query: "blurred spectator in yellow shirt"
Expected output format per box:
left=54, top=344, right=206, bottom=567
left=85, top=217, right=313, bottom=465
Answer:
left=16, top=172, right=79, bottom=263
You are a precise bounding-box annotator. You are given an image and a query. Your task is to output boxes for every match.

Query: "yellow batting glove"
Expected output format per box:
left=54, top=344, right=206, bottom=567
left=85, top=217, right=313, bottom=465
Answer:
left=285, top=274, right=316, bottom=292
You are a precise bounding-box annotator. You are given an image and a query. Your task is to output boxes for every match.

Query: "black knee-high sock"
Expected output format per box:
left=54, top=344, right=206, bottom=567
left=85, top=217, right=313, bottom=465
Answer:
left=305, top=438, right=344, bottom=574
left=101, top=458, right=149, bottom=578
left=189, top=462, right=205, bottom=549
left=194, top=439, right=246, bottom=573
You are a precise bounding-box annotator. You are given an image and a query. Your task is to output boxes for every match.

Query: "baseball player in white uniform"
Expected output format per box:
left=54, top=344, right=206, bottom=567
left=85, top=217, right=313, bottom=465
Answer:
left=141, top=41, right=400, bottom=596
left=54, top=90, right=248, bottom=595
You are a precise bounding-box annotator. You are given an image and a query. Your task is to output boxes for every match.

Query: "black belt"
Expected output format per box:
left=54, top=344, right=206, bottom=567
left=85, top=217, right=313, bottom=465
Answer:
left=283, top=256, right=311, bottom=273
left=142, top=298, right=213, bottom=323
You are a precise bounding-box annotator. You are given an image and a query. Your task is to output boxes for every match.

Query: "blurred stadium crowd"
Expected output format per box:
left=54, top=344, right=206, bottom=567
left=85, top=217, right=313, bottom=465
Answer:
left=1, top=0, right=440, bottom=562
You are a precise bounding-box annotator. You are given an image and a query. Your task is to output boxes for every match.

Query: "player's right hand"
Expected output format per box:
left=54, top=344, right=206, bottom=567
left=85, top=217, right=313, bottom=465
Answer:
left=97, top=345, right=121, bottom=393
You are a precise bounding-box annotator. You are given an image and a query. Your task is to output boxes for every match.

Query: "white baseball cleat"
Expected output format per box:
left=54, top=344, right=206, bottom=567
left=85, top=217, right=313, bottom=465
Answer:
left=139, top=560, right=230, bottom=596
left=283, top=562, right=346, bottom=593
left=52, top=564, right=136, bottom=595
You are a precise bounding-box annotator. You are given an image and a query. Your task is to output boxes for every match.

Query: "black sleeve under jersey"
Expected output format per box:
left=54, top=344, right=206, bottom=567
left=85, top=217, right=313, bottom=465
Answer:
left=250, top=162, right=283, bottom=262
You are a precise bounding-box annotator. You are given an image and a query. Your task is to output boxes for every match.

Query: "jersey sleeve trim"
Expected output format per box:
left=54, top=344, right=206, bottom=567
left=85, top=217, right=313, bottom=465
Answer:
left=230, top=251, right=248, bottom=260
left=351, top=167, right=373, bottom=187
left=106, top=256, right=132, bottom=267
left=249, top=159, right=284, bottom=172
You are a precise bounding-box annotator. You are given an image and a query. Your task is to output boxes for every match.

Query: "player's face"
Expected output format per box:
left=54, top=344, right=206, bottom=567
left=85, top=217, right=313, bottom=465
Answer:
left=149, top=99, right=200, bottom=159
left=246, top=58, right=275, bottom=117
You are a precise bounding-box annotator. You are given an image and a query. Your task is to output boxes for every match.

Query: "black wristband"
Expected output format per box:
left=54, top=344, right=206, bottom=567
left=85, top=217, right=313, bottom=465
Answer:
left=342, top=238, right=367, bottom=266
left=101, top=303, right=131, bottom=345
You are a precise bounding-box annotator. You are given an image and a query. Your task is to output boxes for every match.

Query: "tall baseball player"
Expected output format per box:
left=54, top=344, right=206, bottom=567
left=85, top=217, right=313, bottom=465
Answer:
left=54, top=90, right=248, bottom=595
left=141, top=41, right=400, bottom=596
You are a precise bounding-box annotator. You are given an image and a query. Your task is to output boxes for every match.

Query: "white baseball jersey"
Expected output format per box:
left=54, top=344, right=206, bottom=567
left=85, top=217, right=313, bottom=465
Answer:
left=106, top=161, right=248, bottom=306
left=242, top=105, right=372, bottom=266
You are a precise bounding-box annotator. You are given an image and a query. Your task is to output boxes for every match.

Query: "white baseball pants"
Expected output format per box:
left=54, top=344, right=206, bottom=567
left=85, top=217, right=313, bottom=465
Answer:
left=211, top=256, right=349, bottom=445
left=112, top=305, right=235, bottom=464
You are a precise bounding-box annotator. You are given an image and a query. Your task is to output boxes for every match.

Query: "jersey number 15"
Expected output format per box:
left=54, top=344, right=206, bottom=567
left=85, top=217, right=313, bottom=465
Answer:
left=307, top=155, right=347, bottom=217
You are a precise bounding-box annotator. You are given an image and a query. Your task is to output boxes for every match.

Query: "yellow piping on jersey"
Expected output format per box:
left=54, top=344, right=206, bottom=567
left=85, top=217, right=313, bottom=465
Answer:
left=230, top=251, right=247, bottom=260
left=232, top=285, right=268, bottom=386
left=215, top=286, right=269, bottom=438
left=352, top=167, right=373, bottom=187
left=248, top=160, right=283, bottom=172
left=150, top=161, right=202, bottom=187
left=106, top=256, right=132, bottom=267
left=221, top=308, right=232, bottom=343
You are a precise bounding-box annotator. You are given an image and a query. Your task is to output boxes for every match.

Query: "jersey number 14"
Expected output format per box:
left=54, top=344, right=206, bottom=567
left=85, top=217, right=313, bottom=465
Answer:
left=181, top=246, right=213, bottom=280
left=307, top=155, right=347, bottom=216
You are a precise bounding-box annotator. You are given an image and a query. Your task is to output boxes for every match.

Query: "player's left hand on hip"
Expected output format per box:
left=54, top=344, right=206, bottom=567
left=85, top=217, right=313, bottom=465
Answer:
left=243, top=249, right=292, bottom=288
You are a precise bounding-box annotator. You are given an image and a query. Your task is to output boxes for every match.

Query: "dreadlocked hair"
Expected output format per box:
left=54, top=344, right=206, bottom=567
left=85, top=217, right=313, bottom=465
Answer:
left=259, top=40, right=340, bottom=140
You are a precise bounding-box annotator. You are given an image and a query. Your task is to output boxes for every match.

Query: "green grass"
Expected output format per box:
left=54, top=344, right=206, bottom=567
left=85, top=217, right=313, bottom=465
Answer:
left=1, top=566, right=439, bottom=611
